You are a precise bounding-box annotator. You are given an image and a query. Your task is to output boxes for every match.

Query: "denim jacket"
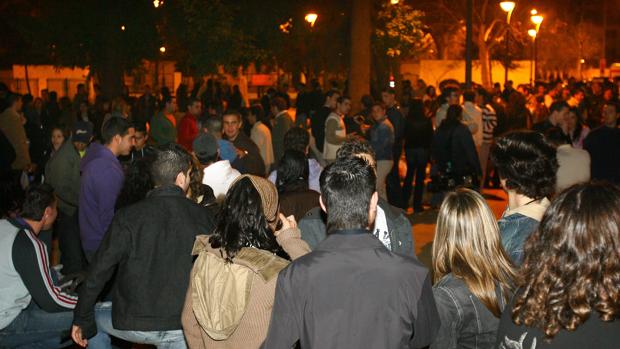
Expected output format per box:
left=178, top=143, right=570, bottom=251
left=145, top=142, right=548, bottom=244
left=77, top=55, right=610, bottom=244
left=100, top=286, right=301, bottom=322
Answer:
left=431, top=274, right=506, bottom=349
left=497, top=198, right=550, bottom=266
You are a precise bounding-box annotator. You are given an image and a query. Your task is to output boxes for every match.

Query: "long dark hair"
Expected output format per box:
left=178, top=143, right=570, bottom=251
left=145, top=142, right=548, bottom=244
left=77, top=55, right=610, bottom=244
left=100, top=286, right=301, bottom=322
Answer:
left=440, top=105, right=463, bottom=130
left=276, top=149, right=309, bottom=194
left=512, top=182, right=620, bottom=340
left=115, top=157, right=153, bottom=210
left=209, top=177, right=280, bottom=262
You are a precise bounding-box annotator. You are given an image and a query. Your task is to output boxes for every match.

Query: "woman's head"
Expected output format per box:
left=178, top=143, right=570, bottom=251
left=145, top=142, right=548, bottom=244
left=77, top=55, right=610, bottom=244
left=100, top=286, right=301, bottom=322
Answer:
left=51, top=127, right=66, bottom=151
left=513, top=182, right=620, bottom=340
left=209, top=175, right=280, bottom=262
left=276, top=150, right=309, bottom=194
left=433, top=188, right=515, bottom=316
left=490, top=131, right=558, bottom=199
left=440, top=105, right=463, bottom=129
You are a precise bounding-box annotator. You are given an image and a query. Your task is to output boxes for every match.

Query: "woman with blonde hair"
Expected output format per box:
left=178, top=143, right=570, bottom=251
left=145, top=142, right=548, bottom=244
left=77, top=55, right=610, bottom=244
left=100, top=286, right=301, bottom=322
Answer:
left=431, top=188, right=515, bottom=349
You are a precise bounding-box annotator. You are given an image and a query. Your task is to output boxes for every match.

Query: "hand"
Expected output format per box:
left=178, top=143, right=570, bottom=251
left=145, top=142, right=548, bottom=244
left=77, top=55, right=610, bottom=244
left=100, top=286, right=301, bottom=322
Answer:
left=235, top=148, right=248, bottom=158
left=274, top=213, right=296, bottom=236
left=71, top=325, right=88, bottom=347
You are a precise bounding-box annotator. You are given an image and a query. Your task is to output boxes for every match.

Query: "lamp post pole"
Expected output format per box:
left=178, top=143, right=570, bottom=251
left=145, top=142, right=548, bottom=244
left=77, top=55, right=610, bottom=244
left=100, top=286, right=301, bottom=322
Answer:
left=500, top=2, right=516, bottom=85
left=465, top=0, right=473, bottom=88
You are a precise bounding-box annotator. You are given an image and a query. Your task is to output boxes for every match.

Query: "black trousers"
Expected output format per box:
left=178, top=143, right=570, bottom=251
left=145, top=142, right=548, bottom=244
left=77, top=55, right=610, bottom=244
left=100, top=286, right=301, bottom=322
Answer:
left=56, top=210, right=87, bottom=274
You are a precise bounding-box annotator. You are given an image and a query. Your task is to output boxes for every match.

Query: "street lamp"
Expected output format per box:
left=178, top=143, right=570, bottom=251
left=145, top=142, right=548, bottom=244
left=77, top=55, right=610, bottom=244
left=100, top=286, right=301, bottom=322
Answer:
left=528, top=29, right=537, bottom=85
left=530, top=14, right=544, bottom=82
left=305, top=13, right=318, bottom=27
left=159, top=46, right=166, bottom=53
left=531, top=14, right=544, bottom=32
left=390, top=0, right=400, bottom=4
left=500, top=1, right=515, bottom=84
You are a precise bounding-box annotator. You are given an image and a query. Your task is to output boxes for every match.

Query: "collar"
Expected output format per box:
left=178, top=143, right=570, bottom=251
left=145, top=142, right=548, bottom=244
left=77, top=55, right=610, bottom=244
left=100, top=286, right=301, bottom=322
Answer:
left=503, top=197, right=550, bottom=221
left=315, top=229, right=385, bottom=251
left=276, top=110, right=288, bottom=118
left=147, top=185, right=185, bottom=198
left=9, top=216, right=32, bottom=231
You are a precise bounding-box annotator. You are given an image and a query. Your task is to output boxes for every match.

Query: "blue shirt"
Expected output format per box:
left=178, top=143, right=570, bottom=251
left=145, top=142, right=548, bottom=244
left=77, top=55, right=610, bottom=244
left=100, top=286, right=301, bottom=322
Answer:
left=369, top=118, right=395, bottom=161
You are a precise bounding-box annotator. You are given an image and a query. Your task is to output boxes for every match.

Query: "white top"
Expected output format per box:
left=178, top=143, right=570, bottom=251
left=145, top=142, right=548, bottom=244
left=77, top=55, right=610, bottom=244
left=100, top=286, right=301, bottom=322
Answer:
left=462, top=101, right=482, bottom=148
left=202, top=160, right=241, bottom=202
left=556, top=144, right=591, bottom=192
left=323, top=112, right=346, bottom=160
left=251, top=121, right=274, bottom=175
left=372, top=206, right=391, bottom=250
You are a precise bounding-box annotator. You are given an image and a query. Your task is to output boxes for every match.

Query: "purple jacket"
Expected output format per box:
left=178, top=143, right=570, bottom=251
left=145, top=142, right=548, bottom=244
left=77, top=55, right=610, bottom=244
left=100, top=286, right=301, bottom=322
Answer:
left=79, top=142, right=124, bottom=252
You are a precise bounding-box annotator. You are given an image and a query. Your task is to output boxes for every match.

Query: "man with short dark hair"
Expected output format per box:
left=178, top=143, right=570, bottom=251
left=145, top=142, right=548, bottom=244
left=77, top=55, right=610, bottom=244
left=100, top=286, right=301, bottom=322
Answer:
left=312, top=90, right=340, bottom=157
left=584, top=101, right=620, bottom=184
left=0, top=184, right=78, bottom=348
left=150, top=96, right=177, bottom=146
left=261, top=157, right=439, bottom=348
left=323, top=95, right=350, bottom=163
left=79, top=117, right=135, bottom=261
left=72, top=144, right=216, bottom=349
left=222, top=110, right=265, bottom=176
left=271, top=96, right=294, bottom=163
left=533, top=100, right=569, bottom=134
left=194, top=132, right=241, bottom=202
left=368, top=102, right=395, bottom=200
left=177, top=98, right=201, bottom=151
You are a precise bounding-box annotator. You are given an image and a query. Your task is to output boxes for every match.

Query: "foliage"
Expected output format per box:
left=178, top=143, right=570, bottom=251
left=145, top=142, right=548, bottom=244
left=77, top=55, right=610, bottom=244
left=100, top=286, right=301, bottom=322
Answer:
left=373, top=2, right=432, bottom=59
left=537, top=20, right=602, bottom=73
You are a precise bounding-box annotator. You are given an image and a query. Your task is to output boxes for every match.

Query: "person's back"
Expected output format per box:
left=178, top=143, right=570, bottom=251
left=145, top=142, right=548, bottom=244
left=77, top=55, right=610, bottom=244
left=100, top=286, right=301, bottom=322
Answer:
left=583, top=102, right=620, bottom=184
left=262, top=157, right=439, bottom=349
left=555, top=144, right=590, bottom=192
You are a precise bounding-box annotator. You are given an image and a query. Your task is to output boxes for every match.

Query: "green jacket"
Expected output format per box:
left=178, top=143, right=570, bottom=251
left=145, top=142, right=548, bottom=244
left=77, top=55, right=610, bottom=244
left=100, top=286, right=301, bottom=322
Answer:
left=150, top=111, right=176, bottom=146
left=45, top=141, right=81, bottom=215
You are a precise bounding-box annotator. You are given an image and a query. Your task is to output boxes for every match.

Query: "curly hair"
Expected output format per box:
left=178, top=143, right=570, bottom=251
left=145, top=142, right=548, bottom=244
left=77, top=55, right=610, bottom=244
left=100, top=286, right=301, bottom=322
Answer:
left=511, top=182, right=620, bottom=340
left=209, top=177, right=280, bottom=263
left=490, top=131, right=558, bottom=199
left=116, top=157, right=153, bottom=210
left=276, top=150, right=309, bottom=194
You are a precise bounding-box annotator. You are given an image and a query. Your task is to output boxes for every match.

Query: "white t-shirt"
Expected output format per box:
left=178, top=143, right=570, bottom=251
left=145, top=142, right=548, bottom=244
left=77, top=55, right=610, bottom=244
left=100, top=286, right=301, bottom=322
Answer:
left=372, top=206, right=391, bottom=250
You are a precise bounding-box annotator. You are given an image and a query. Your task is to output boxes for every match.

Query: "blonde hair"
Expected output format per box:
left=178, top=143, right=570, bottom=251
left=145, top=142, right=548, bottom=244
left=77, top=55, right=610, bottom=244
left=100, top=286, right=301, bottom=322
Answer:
left=432, top=188, right=515, bottom=317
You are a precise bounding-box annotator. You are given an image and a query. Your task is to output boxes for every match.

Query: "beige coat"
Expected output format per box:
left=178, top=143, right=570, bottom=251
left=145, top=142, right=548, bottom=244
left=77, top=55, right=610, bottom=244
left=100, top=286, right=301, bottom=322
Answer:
left=0, top=108, right=30, bottom=170
left=181, top=227, right=310, bottom=349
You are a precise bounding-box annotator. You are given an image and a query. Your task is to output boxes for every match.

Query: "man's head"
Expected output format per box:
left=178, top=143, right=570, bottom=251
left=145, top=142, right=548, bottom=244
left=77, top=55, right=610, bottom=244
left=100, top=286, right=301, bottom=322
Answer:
left=490, top=131, right=558, bottom=200
left=72, top=121, right=93, bottom=152
left=161, top=95, right=176, bottom=113
left=5, top=93, right=22, bottom=112
left=335, top=138, right=377, bottom=169
left=319, top=156, right=378, bottom=232
left=222, top=111, right=242, bottom=140
left=21, top=183, right=58, bottom=232
left=270, top=96, right=287, bottom=115
left=101, top=117, right=135, bottom=156
left=571, top=88, right=585, bottom=103
left=549, top=101, right=569, bottom=126
left=283, top=127, right=310, bottom=154
left=371, top=102, right=386, bottom=122
left=602, top=101, right=619, bottom=128
left=133, top=123, right=149, bottom=150
left=381, top=88, right=397, bottom=107
left=444, top=87, right=460, bottom=105
left=324, top=90, right=340, bottom=109
left=150, top=143, right=193, bottom=192
left=463, top=90, right=476, bottom=103
left=193, top=132, right=220, bottom=166
left=187, top=98, right=202, bottom=116
left=336, top=96, right=352, bottom=115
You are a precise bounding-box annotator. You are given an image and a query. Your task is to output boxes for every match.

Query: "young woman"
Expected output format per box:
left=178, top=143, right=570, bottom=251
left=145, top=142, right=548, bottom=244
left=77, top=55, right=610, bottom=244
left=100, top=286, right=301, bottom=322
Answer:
left=276, top=149, right=320, bottom=221
left=563, top=107, right=589, bottom=149
left=496, top=182, right=620, bottom=348
left=431, top=188, right=515, bottom=349
left=50, top=127, right=66, bottom=154
left=182, top=175, right=310, bottom=349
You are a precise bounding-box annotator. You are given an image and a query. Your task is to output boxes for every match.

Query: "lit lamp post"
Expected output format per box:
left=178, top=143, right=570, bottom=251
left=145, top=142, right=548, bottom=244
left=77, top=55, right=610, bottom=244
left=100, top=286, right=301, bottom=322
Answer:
left=500, top=1, right=516, bottom=85
left=530, top=12, right=544, bottom=83
left=528, top=29, right=537, bottom=86
left=305, top=13, right=318, bottom=28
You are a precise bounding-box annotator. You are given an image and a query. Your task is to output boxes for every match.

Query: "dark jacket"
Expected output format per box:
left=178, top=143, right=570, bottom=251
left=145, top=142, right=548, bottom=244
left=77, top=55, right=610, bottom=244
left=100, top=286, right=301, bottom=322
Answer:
left=431, top=273, right=506, bottom=349
left=261, top=229, right=440, bottom=349
left=73, top=185, right=216, bottom=338
left=312, top=106, right=331, bottom=152
left=404, top=115, right=433, bottom=150
left=45, top=141, right=81, bottom=216
left=369, top=118, right=395, bottom=161
left=583, top=125, right=620, bottom=184
left=226, top=132, right=265, bottom=177
left=298, top=198, right=415, bottom=256
left=279, top=188, right=320, bottom=222
left=432, top=123, right=481, bottom=177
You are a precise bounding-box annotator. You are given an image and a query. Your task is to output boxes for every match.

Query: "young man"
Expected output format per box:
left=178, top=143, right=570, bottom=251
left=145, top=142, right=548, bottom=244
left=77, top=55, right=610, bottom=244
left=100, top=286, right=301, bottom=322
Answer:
left=462, top=89, right=482, bottom=147
left=193, top=132, right=241, bottom=202
left=248, top=105, right=274, bottom=175
left=584, top=101, right=620, bottom=184
left=261, top=157, right=439, bottom=348
left=79, top=117, right=135, bottom=261
left=150, top=95, right=177, bottom=146
left=270, top=96, right=294, bottom=163
left=312, top=90, right=340, bottom=157
left=367, top=102, right=395, bottom=201
left=45, top=121, right=93, bottom=274
left=532, top=100, right=569, bottom=134
left=222, top=110, right=265, bottom=176
left=72, top=144, right=216, bottom=349
left=177, top=98, right=201, bottom=151
left=0, top=184, right=77, bottom=348
left=322, top=95, right=350, bottom=163
left=435, top=87, right=460, bottom=128
left=382, top=88, right=406, bottom=208
left=299, top=139, right=415, bottom=256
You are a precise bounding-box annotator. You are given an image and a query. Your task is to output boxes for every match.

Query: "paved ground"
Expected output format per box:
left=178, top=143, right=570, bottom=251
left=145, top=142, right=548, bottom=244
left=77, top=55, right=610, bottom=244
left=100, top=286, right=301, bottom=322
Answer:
left=408, top=188, right=508, bottom=269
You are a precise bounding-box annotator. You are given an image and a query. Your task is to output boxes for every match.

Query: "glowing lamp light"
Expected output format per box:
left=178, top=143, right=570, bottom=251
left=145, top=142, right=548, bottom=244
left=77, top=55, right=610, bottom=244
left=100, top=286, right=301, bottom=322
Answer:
left=390, top=0, right=400, bottom=4
left=499, top=1, right=516, bottom=13
left=159, top=46, right=166, bottom=53
left=153, top=0, right=161, bottom=8
left=528, top=29, right=537, bottom=38
left=531, top=15, right=544, bottom=25
left=580, top=58, right=586, bottom=64
left=531, top=9, right=538, bottom=15
left=121, top=25, right=126, bottom=31
left=305, top=13, right=318, bottom=27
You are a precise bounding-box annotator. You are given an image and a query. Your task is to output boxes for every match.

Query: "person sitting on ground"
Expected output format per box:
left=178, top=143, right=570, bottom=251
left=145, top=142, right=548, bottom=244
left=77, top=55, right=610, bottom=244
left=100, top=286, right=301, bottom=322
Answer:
left=298, top=138, right=415, bottom=256
left=193, top=132, right=241, bottom=202
left=496, top=182, right=620, bottom=348
left=491, top=131, right=558, bottom=266
left=431, top=188, right=515, bottom=349
left=276, top=149, right=320, bottom=221
left=261, top=156, right=440, bottom=348
left=71, top=144, right=216, bottom=349
left=0, top=184, right=78, bottom=348
left=545, top=127, right=590, bottom=193
left=181, top=175, right=310, bottom=349
left=268, top=127, right=322, bottom=192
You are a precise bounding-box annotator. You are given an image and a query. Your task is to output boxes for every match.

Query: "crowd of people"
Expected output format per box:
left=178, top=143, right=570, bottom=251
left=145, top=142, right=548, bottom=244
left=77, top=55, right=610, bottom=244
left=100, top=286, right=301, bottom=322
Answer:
left=0, top=73, right=619, bottom=349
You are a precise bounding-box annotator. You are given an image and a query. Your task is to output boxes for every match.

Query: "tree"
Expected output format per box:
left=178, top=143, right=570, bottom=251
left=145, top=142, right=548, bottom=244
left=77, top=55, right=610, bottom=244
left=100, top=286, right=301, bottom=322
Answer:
left=349, top=0, right=372, bottom=112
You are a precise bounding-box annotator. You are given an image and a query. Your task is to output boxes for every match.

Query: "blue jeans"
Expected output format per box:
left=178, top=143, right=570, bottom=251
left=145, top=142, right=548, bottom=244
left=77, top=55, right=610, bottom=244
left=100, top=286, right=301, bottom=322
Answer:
left=402, top=148, right=429, bottom=211
left=88, top=302, right=187, bottom=349
left=0, top=301, right=73, bottom=349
